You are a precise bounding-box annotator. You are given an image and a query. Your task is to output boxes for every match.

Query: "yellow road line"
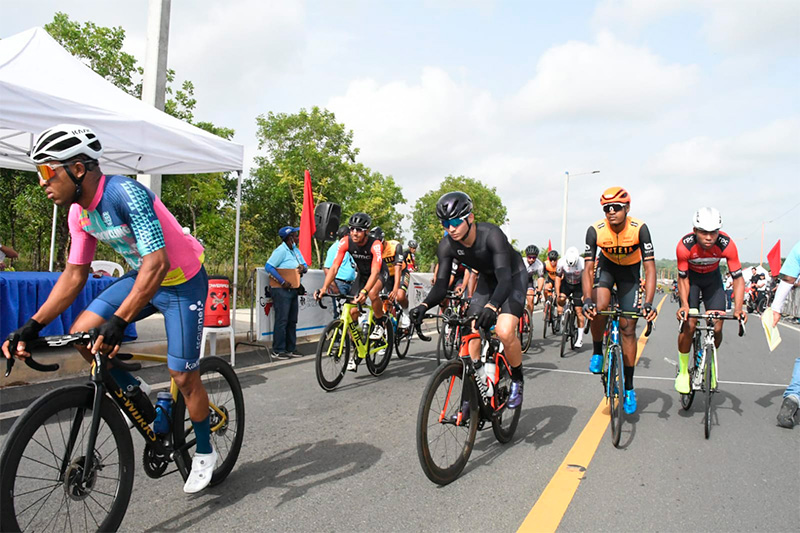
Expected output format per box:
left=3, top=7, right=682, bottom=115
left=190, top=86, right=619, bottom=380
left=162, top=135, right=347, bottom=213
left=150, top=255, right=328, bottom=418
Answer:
left=517, top=294, right=667, bottom=533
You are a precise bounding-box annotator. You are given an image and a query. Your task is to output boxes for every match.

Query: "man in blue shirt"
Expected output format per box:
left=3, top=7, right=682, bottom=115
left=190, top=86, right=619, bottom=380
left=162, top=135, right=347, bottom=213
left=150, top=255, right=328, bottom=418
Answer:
left=324, top=225, right=356, bottom=295
left=264, top=226, right=308, bottom=358
left=769, top=240, right=800, bottom=428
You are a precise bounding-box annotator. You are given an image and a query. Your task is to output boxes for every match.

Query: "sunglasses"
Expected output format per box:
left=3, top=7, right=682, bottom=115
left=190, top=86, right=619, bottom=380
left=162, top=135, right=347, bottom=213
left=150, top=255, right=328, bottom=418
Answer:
left=349, top=227, right=366, bottom=233
left=602, top=203, right=627, bottom=213
left=35, top=162, right=69, bottom=181
left=441, top=217, right=466, bottom=229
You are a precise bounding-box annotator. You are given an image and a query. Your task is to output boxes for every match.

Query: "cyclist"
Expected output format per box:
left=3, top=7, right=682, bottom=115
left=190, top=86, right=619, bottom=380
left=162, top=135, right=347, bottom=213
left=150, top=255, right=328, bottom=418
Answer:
left=405, top=239, right=418, bottom=272
left=409, top=191, right=527, bottom=409
left=674, top=207, right=747, bottom=394
left=543, top=250, right=560, bottom=331
left=372, top=226, right=411, bottom=327
left=314, top=213, right=388, bottom=370
left=555, top=246, right=586, bottom=348
left=2, top=124, right=216, bottom=493
left=767, top=240, right=800, bottom=428
left=582, top=186, right=657, bottom=414
left=525, top=244, right=545, bottom=312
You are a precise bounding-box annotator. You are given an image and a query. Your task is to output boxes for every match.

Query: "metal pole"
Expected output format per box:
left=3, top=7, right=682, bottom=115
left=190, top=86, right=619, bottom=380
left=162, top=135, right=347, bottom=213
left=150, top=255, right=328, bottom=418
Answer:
left=560, top=171, right=569, bottom=253
left=48, top=203, right=57, bottom=272
left=760, top=222, right=765, bottom=266
left=232, top=170, right=243, bottom=346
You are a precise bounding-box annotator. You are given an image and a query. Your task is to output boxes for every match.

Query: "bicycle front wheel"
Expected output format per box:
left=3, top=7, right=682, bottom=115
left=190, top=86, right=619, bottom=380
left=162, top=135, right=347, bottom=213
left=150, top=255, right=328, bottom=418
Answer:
left=366, top=316, right=393, bottom=376
left=559, top=309, right=571, bottom=358
left=173, top=356, right=245, bottom=487
left=315, top=320, right=350, bottom=390
left=609, top=346, right=624, bottom=448
left=542, top=302, right=550, bottom=338
left=417, top=359, right=479, bottom=485
left=395, top=323, right=411, bottom=359
left=0, top=385, right=135, bottom=533
left=704, top=349, right=715, bottom=439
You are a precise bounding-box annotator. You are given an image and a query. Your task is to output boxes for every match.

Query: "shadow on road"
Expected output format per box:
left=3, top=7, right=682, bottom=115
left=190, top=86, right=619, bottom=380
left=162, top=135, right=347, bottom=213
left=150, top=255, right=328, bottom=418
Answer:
left=145, top=438, right=382, bottom=531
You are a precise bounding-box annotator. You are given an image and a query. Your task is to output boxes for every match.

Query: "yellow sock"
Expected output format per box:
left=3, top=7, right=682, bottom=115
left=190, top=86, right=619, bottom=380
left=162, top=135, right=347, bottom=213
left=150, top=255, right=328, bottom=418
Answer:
left=678, top=352, right=690, bottom=374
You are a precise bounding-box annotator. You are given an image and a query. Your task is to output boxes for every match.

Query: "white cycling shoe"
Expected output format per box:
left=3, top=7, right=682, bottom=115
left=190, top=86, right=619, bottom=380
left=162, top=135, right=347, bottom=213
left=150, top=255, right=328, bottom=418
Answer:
left=369, top=324, right=385, bottom=340
left=183, top=448, right=218, bottom=494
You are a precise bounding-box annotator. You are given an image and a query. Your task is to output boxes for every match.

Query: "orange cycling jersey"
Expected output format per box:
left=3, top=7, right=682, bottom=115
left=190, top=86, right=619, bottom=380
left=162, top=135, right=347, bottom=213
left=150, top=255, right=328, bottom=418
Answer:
left=382, top=240, right=405, bottom=272
left=584, top=216, right=654, bottom=266
left=544, top=260, right=558, bottom=280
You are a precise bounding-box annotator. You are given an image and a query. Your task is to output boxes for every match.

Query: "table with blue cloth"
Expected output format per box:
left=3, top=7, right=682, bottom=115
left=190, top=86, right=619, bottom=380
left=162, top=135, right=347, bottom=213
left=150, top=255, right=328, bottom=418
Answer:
left=0, top=272, right=137, bottom=342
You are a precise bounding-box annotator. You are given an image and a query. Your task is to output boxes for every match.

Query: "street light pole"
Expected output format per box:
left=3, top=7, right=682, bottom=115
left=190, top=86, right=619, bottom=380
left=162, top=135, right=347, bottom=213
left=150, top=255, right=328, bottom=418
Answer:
left=561, top=170, right=600, bottom=253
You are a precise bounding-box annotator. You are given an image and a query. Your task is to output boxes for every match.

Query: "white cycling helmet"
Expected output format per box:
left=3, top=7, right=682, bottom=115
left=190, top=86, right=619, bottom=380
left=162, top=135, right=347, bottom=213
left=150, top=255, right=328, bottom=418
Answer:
left=31, top=124, right=104, bottom=164
left=693, top=207, right=722, bottom=232
left=565, top=246, right=580, bottom=267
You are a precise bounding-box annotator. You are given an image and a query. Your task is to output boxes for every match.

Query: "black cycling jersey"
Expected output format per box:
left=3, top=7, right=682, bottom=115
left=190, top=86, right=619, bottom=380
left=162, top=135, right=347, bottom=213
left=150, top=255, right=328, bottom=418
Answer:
left=424, top=222, right=525, bottom=309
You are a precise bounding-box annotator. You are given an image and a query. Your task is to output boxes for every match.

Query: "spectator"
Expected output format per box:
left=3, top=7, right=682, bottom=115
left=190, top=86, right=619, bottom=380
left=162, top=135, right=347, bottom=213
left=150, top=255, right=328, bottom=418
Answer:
left=324, top=225, right=356, bottom=295
left=0, top=240, right=19, bottom=271
left=264, top=226, right=308, bottom=359
left=723, top=271, right=733, bottom=310
left=769, top=240, right=800, bottom=429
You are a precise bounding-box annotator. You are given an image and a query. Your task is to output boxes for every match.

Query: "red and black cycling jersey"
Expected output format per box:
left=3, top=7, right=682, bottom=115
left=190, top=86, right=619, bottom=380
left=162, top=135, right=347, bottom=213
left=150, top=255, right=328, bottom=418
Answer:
left=333, top=235, right=385, bottom=277
left=424, top=222, right=525, bottom=309
left=676, top=231, right=742, bottom=278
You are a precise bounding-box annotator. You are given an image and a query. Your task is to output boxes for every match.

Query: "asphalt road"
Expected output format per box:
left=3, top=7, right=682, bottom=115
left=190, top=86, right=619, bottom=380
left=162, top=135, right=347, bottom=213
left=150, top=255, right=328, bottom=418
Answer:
left=1, top=297, right=798, bottom=532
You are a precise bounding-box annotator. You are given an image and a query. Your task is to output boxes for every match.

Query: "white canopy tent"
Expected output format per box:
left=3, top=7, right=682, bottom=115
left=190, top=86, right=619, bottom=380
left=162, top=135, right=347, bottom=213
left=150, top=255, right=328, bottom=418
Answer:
left=0, top=27, right=247, bottom=329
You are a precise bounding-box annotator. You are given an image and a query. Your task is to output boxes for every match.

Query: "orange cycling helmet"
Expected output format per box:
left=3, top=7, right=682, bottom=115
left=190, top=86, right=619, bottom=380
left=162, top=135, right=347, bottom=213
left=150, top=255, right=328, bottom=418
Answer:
left=600, top=186, right=630, bottom=205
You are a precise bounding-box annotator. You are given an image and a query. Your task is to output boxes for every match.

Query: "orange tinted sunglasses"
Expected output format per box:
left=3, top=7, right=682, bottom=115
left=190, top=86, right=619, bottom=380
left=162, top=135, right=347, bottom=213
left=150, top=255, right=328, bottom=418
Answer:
left=35, top=162, right=68, bottom=181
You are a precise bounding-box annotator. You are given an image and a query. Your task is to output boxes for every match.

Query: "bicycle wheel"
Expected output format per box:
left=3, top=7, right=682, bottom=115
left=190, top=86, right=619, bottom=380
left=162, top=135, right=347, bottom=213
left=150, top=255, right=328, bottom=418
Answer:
left=681, top=348, right=698, bottom=411
left=315, top=320, right=350, bottom=391
left=559, top=308, right=571, bottom=358
left=394, top=315, right=411, bottom=359
left=0, top=385, right=135, bottom=532
left=366, top=316, right=393, bottom=376
left=704, top=349, right=714, bottom=439
left=518, top=309, right=533, bottom=353
left=542, top=301, right=550, bottom=338
left=173, top=356, right=245, bottom=486
left=569, top=312, right=578, bottom=349
left=491, top=359, right=521, bottom=443
left=608, top=346, right=624, bottom=448
left=416, top=360, right=479, bottom=485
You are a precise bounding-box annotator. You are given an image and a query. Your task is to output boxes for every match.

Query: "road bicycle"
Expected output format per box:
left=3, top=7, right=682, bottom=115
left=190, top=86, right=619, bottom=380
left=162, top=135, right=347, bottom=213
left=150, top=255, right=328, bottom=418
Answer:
left=542, top=290, right=558, bottom=338
left=416, top=313, right=521, bottom=485
left=517, top=305, right=533, bottom=353
left=382, top=295, right=412, bottom=359
left=0, top=333, right=245, bottom=532
left=315, top=294, right=394, bottom=391
left=677, top=311, right=745, bottom=439
left=559, top=298, right=579, bottom=358
left=436, top=291, right=468, bottom=365
left=587, top=308, right=652, bottom=447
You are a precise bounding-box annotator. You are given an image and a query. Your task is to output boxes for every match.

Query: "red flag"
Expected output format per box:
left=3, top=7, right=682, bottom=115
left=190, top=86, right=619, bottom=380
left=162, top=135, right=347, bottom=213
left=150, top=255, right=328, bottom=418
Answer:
left=299, top=169, right=316, bottom=265
left=547, top=239, right=552, bottom=253
left=767, top=240, right=781, bottom=277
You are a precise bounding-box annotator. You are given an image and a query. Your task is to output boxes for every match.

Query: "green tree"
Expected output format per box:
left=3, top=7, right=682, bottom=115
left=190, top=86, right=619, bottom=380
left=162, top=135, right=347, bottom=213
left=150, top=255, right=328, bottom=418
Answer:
left=410, top=176, right=508, bottom=270
left=248, top=106, right=405, bottom=268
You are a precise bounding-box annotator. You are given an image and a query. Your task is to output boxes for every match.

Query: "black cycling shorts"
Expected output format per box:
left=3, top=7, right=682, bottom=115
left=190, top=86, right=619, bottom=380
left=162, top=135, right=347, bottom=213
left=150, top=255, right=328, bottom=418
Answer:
left=349, top=268, right=389, bottom=297
left=688, top=269, right=725, bottom=311
left=559, top=281, right=583, bottom=308
left=466, top=268, right=527, bottom=318
left=593, top=255, right=641, bottom=312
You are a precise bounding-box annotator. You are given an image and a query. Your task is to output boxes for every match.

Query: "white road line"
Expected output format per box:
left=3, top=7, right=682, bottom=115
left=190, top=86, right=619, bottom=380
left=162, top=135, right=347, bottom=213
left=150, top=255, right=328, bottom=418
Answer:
left=778, top=320, right=800, bottom=333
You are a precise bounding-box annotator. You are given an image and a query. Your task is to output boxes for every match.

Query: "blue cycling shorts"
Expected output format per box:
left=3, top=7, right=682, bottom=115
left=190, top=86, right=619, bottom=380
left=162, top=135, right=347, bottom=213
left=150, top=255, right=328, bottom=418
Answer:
left=86, top=266, right=209, bottom=372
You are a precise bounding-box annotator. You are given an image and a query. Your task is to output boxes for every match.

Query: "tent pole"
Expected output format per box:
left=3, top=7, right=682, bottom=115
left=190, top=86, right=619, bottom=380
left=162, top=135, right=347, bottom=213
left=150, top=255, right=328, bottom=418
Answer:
left=48, top=203, right=58, bottom=272
left=232, top=170, right=242, bottom=347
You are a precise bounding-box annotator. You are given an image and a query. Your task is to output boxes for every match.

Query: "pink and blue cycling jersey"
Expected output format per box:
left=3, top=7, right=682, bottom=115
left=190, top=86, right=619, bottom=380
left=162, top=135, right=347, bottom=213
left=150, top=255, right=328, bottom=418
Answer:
left=68, top=175, right=204, bottom=285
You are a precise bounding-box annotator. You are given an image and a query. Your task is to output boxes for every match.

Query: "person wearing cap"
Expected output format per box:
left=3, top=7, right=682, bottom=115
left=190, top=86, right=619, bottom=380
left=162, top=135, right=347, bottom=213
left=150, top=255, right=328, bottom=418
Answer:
left=264, top=226, right=308, bottom=358
left=324, top=225, right=357, bottom=295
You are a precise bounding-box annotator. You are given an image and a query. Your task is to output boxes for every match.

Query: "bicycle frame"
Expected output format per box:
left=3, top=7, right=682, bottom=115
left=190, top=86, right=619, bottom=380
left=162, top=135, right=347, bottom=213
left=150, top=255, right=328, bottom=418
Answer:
left=327, top=301, right=385, bottom=361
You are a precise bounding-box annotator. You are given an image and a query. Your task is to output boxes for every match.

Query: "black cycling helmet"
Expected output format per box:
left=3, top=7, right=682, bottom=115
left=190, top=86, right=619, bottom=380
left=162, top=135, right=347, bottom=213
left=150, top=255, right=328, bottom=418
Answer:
left=369, top=226, right=384, bottom=242
left=525, top=244, right=539, bottom=257
left=435, top=191, right=473, bottom=221
left=336, top=224, right=349, bottom=239
left=407, top=239, right=418, bottom=249
left=548, top=250, right=559, bottom=260
left=348, top=212, right=372, bottom=230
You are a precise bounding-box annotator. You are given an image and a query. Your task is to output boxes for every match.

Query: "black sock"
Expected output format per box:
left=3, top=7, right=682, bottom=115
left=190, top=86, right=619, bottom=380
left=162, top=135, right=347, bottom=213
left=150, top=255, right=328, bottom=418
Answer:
left=624, top=366, right=634, bottom=390
left=593, top=341, right=603, bottom=355
left=511, top=364, right=524, bottom=382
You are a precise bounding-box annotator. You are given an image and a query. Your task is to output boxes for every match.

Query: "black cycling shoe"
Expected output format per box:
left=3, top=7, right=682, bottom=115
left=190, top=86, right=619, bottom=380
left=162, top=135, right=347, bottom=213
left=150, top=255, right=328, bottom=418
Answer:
left=777, top=396, right=798, bottom=429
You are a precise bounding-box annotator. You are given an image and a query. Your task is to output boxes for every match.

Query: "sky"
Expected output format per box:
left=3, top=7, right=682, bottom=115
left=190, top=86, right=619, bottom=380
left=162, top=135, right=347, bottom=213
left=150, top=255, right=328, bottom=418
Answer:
left=3, top=0, right=799, bottom=263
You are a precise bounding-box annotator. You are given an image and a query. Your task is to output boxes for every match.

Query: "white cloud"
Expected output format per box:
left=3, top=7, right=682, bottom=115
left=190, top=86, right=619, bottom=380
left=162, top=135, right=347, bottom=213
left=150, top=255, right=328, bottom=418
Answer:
left=510, top=32, right=699, bottom=121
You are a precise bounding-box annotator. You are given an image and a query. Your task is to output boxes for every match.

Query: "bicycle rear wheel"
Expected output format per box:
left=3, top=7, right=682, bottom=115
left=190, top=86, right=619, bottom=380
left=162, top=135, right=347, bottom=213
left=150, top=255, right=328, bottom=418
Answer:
left=704, top=349, right=715, bottom=439
left=491, top=358, right=521, bottom=443
left=315, top=320, right=349, bottom=391
left=609, top=346, right=624, bottom=447
left=0, top=385, right=135, bottom=532
left=542, top=301, right=550, bottom=338
left=366, top=316, right=393, bottom=376
left=518, top=309, right=533, bottom=353
left=173, top=356, right=245, bottom=486
left=394, top=322, right=411, bottom=359
left=569, top=312, right=578, bottom=349
left=416, top=360, right=479, bottom=485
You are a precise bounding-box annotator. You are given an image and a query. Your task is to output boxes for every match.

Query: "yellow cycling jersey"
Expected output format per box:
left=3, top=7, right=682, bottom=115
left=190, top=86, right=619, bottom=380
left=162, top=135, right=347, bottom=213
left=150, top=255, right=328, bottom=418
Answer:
left=382, top=240, right=405, bottom=272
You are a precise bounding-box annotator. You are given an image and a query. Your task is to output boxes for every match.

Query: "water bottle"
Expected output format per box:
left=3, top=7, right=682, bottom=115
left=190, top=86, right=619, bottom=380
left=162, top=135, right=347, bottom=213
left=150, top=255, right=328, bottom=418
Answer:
left=359, top=314, right=369, bottom=338
left=484, top=354, right=497, bottom=387
left=153, top=392, right=173, bottom=435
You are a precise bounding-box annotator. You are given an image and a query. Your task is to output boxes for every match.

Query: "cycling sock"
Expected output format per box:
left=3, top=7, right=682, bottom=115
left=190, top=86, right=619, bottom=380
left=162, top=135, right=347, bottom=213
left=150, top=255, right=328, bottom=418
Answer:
left=678, top=352, right=690, bottom=374
left=624, top=366, right=634, bottom=390
left=192, top=415, right=212, bottom=454
left=511, top=364, right=524, bottom=382
left=593, top=341, right=603, bottom=355
left=109, top=367, right=139, bottom=392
